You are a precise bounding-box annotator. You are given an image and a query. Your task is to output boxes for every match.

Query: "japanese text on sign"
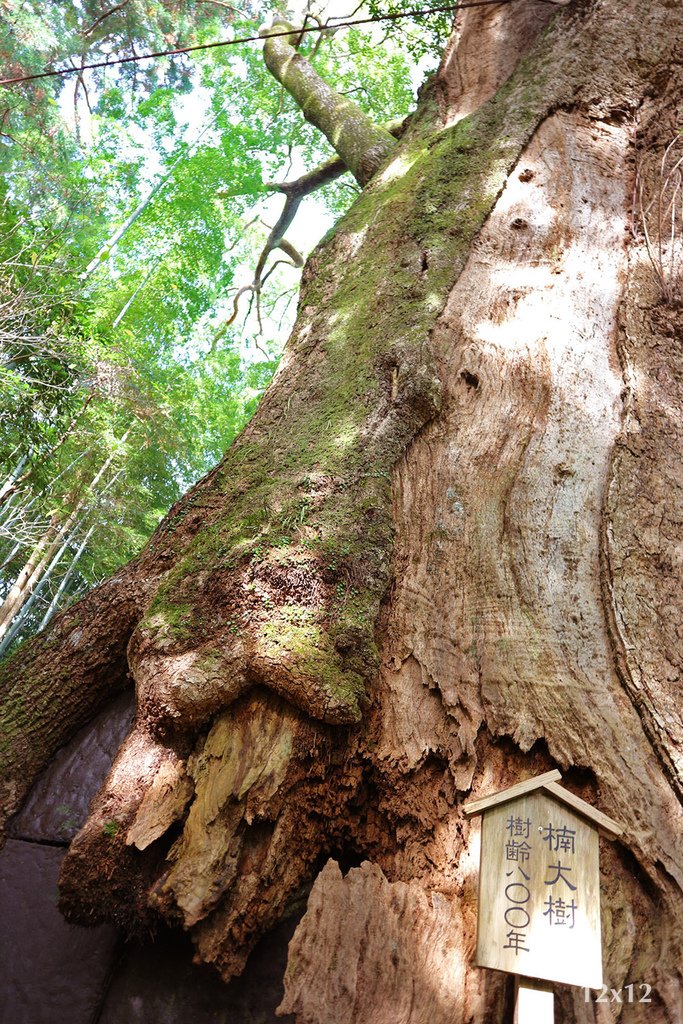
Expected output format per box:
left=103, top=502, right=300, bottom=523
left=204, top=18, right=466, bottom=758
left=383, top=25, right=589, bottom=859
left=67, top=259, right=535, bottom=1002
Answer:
left=474, top=790, right=603, bottom=988
left=502, top=814, right=579, bottom=956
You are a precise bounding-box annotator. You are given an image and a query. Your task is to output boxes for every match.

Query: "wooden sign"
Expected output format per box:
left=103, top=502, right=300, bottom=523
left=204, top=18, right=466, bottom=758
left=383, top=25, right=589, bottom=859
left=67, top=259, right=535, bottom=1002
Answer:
left=464, top=771, right=623, bottom=993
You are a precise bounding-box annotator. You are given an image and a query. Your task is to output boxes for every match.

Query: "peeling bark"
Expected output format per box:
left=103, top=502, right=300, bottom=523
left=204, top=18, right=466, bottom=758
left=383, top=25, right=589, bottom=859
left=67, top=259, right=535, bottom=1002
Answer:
left=3, top=2, right=683, bottom=1021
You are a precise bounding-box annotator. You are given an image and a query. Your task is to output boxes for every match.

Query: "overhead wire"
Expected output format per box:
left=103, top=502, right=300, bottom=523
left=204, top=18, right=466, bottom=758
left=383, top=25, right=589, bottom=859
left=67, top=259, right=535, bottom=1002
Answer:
left=0, top=0, right=523, bottom=87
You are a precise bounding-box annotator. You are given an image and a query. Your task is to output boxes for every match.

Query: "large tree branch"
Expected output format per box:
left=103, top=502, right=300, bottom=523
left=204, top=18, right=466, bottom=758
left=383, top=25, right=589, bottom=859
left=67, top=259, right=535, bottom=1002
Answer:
left=260, top=19, right=397, bottom=187
left=266, top=153, right=348, bottom=198
left=264, top=117, right=407, bottom=199
left=214, top=118, right=410, bottom=344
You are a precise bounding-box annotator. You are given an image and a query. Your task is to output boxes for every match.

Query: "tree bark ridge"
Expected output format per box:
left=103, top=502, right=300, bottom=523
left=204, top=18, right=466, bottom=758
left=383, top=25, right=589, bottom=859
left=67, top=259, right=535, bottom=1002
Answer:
left=2, top=3, right=683, bottom=1020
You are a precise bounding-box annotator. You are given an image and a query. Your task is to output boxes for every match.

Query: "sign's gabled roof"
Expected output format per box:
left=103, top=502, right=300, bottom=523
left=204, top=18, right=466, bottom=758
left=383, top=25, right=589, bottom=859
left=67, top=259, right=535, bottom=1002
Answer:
left=462, top=770, right=562, bottom=816
left=462, top=769, right=623, bottom=840
left=540, top=781, right=623, bottom=839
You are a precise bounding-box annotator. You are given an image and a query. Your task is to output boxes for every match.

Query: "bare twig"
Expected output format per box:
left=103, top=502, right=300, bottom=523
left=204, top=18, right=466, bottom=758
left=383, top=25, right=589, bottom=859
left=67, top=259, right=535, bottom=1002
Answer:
left=211, top=113, right=409, bottom=348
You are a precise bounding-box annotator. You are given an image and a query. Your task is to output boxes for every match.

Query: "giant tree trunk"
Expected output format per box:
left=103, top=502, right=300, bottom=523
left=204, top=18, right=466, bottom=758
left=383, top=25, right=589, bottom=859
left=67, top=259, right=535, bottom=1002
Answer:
left=2, top=2, right=683, bottom=1021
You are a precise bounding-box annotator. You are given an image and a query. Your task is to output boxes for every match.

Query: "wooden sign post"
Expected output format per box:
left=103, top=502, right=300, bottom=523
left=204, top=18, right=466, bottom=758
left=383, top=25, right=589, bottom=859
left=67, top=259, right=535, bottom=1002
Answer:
left=464, top=770, right=623, bottom=1023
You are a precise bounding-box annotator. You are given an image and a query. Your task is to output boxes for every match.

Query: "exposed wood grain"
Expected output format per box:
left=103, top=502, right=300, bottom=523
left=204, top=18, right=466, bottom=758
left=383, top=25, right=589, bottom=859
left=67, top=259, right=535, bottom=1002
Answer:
left=383, top=107, right=683, bottom=876
left=125, top=759, right=193, bottom=851
left=541, top=782, right=623, bottom=840
left=279, top=859, right=503, bottom=1024
left=602, top=82, right=683, bottom=796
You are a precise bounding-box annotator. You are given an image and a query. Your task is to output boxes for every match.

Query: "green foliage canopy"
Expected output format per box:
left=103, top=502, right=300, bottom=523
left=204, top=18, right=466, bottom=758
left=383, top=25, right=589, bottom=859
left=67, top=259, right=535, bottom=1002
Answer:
left=0, top=0, right=445, bottom=652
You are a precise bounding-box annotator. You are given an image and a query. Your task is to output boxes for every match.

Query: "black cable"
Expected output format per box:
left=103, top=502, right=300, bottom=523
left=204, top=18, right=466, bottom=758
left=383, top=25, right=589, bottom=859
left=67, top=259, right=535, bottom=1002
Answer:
left=0, top=0, right=520, bottom=88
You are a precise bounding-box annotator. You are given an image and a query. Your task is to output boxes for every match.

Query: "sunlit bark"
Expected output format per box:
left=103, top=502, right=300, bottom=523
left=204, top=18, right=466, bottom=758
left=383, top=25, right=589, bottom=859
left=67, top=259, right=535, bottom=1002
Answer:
left=2, top=3, right=683, bottom=1022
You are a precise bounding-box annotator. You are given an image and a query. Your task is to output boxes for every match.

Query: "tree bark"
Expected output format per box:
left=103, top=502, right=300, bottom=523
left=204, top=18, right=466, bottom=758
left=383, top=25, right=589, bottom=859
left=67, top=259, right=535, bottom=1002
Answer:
left=2, top=2, right=683, bottom=1021
left=260, top=19, right=397, bottom=186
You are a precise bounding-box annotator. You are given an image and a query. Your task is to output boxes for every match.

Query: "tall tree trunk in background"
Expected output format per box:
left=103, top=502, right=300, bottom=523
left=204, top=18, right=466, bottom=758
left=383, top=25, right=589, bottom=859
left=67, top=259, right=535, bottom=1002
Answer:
left=0, top=432, right=128, bottom=641
left=0, top=519, right=77, bottom=656
left=0, top=513, right=62, bottom=639
left=2, top=2, right=683, bottom=1021
left=0, top=392, right=93, bottom=504
left=36, top=523, right=95, bottom=633
left=0, top=454, right=28, bottom=503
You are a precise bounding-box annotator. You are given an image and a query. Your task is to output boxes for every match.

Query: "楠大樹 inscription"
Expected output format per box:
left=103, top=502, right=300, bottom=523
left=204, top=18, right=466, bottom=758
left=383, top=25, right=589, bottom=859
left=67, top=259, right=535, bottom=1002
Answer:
left=464, top=772, right=622, bottom=990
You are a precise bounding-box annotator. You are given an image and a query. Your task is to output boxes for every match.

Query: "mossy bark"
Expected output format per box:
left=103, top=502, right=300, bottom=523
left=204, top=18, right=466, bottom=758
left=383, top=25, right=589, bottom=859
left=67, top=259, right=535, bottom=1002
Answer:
left=260, top=19, right=397, bottom=186
left=2, top=2, right=683, bottom=1021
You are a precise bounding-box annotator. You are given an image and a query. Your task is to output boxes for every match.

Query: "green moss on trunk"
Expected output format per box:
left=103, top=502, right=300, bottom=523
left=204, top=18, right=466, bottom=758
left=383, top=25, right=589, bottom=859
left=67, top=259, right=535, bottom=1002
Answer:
left=139, top=35, right=577, bottom=730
